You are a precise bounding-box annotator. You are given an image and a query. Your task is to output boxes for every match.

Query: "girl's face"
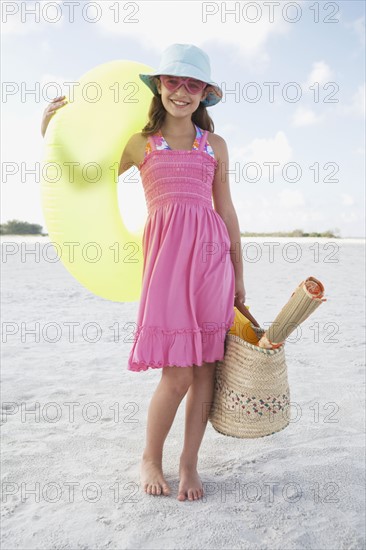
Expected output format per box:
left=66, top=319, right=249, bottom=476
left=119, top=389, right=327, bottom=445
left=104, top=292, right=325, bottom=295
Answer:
left=155, top=76, right=211, bottom=115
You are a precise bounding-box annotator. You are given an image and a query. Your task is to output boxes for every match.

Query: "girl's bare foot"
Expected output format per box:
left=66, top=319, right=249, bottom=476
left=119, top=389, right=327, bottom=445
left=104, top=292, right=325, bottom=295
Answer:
left=140, top=456, right=171, bottom=496
left=177, top=463, right=203, bottom=501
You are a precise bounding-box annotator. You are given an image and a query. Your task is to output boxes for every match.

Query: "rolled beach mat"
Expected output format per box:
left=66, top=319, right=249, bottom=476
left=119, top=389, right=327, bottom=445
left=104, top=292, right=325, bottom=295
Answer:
left=259, top=276, right=327, bottom=349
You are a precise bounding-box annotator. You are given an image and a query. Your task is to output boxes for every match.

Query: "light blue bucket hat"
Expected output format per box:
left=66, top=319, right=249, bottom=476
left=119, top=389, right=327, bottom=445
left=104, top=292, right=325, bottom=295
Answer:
left=139, top=43, right=223, bottom=107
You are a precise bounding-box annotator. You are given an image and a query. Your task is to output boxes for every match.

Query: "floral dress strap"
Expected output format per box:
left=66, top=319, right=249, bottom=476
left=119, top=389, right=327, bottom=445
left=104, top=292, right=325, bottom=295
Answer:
left=147, top=135, right=157, bottom=151
left=198, top=129, right=208, bottom=152
left=142, top=124, right=214, bottom=162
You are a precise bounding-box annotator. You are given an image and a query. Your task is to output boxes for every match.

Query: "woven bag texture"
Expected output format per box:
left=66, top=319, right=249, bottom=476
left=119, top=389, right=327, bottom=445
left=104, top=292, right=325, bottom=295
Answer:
left=209, top=331, right=291, bottom=438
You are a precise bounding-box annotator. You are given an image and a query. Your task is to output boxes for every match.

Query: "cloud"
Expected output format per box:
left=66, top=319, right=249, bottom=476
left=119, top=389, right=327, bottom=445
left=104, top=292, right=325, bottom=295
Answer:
left=292, top=61, right=334, bottom=127
left=345, top=15, right=365, bottom=47
left=292, top=106, right=324, bottom=127
left=39, top=73, right=75, bottom=100
left=230, top=131, right=293, bottom=173
left=298, top=61, right=364, bottom=122
left=95, top=1, right=292, bottom=66
left=233, top=190, right=327, bottom=233
left=1, top=0, right=65, bottom=36
left=277, top=189, right=305, bottom=209
left=2, top=108, right=48, bottom=225
left=340, top=212, right=358, bottom=222
left=299, top=62, right=364, bottom=124
left=340, top=194, right=355, bottom=206
left=303, top=61, right=334, bottom=88
left=40, top=40, right=52, bottom=54
left=339, top=83, right=365, bottom=118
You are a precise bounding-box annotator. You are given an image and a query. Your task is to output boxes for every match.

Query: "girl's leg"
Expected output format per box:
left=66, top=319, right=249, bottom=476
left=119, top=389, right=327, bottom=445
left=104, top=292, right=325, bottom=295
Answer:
left=178, top=361, right=217, bottom=501
left=140, top=365, right=194, bottom=496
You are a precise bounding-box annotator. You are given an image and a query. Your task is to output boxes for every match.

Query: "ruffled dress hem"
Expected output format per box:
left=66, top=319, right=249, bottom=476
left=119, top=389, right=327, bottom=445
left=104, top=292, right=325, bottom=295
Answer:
left=127, top=320, right=234, bottom=372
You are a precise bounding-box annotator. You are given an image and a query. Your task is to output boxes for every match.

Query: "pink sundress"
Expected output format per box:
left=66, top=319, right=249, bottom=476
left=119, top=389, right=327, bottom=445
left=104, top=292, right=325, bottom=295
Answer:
left=127, top=123, right=235, bottom=371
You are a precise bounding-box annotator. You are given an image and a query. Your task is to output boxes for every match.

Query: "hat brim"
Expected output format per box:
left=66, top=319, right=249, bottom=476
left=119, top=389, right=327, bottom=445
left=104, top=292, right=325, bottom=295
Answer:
left=139, top=71, right=222, bottom=107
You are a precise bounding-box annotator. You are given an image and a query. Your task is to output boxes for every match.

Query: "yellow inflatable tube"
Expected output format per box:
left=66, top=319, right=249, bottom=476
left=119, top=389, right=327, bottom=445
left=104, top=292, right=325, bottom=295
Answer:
left=41, top=60, right=154, bottom=301
left=228, top=306, right=259, bottom=345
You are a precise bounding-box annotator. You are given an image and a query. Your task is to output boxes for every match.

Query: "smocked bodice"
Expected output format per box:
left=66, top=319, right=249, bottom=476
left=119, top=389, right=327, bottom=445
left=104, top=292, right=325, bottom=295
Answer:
left=138, top=125, right=217, bottom=215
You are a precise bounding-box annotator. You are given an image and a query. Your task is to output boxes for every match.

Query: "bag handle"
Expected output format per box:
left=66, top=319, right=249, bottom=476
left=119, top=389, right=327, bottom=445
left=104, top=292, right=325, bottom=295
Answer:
left=234, top=296, right=260, bottom=328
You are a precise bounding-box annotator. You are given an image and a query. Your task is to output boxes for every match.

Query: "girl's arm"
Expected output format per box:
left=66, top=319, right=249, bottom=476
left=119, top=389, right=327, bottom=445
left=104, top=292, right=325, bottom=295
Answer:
left=118, top=133, right=145, bottom=176
left=211, top=135, right=244, bottom=283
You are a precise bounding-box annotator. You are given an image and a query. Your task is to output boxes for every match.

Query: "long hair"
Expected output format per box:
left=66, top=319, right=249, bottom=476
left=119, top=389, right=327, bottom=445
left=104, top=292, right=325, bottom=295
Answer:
left=141, top=77, right=216, bottom=137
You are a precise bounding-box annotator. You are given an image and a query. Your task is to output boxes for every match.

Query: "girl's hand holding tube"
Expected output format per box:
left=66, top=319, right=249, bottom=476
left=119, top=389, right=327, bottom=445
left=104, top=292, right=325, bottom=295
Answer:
left=41, top=95, right=68, bottom=137
left=234, top=277, right=246, bottom=304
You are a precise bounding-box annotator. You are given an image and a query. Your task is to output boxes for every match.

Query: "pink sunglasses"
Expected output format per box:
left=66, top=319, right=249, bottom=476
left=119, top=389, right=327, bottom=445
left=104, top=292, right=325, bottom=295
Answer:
left=159, top=75, right=207, bottom=95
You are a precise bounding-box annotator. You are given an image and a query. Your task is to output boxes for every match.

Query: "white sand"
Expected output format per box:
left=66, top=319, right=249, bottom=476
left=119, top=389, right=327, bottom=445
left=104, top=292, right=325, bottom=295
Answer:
left=1, top=236, right=365, bottom=549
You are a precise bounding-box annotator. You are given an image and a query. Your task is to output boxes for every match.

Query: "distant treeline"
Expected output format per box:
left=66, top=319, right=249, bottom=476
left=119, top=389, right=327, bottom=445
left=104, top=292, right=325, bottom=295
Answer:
left=1, top=219, right=340, bottom=238
left=0, top=220, right=47, bottom=236
left=240, top=229, right=340, bottom=238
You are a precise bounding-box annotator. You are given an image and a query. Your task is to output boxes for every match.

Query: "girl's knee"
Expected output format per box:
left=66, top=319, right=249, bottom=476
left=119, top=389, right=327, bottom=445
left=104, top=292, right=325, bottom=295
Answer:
left=162, top=365, right=194, bottom=395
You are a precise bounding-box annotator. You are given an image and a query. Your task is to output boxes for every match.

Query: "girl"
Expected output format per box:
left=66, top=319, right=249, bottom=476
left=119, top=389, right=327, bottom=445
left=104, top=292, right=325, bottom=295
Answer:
left=41, top=43, right=245, bottom=502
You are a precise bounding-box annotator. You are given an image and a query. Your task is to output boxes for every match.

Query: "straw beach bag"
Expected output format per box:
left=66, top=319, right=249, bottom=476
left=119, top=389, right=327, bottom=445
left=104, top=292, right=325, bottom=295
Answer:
left=208, top=300, right=291, bottom=439
left=209, top=276, right=326, bottom=438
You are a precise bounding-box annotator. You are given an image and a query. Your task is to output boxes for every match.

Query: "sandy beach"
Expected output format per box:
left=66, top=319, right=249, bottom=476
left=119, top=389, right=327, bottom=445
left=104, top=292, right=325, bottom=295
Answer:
left=1, top=236, right=365, bottom=549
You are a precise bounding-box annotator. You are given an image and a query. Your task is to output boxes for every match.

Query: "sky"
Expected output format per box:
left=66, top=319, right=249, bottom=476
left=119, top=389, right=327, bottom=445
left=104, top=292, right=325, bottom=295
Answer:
left=1, top=0, right=365, bottom=237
